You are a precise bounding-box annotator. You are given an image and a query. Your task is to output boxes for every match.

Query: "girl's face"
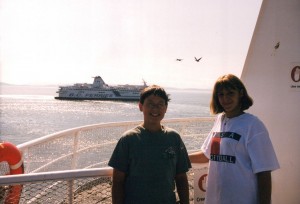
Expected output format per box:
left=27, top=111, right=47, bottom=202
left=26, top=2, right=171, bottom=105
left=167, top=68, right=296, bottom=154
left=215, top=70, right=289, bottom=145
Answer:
left=217, top=88, right=243, bottom=118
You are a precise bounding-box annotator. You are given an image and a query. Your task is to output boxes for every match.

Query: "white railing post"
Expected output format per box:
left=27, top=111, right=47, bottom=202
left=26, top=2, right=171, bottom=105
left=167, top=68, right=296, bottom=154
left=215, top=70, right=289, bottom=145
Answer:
left=22, top=147, right=30, bottom=173
left=71, top=131, right=80, bottom=169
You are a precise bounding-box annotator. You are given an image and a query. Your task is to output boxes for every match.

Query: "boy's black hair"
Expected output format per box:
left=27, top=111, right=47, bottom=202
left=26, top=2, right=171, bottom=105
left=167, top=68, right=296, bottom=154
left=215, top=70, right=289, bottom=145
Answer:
left=139, top=85, right=170, bottom=105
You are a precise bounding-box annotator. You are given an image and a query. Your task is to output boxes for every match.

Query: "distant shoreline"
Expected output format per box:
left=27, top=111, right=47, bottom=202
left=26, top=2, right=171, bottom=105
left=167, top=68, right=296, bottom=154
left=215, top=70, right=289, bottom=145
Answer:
left=0, top=83, right=211, bottom=92
left=0, top=82, right=59, bottom=87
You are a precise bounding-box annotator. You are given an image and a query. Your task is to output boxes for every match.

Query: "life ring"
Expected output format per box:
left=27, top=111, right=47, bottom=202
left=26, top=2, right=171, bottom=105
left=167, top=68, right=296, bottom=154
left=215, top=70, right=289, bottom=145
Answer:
left=0, top=142, right=24, bottom=204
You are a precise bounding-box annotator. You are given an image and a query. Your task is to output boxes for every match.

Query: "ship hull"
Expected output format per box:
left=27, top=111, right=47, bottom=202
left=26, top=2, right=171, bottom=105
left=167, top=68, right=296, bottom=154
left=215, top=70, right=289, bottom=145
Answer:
left=54, top=96, right=139, bottom=101
left=55, top=89, right=140, bottom=101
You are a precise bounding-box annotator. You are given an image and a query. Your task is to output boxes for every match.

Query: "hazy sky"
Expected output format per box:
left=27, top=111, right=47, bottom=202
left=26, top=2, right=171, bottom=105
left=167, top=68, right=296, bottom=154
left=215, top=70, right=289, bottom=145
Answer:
left=0, top=0, right=262, bottom=89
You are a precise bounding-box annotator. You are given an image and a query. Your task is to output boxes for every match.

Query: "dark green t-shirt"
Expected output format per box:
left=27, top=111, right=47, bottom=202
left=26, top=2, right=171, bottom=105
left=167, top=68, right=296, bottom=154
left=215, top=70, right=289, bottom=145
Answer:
left=108, top=125, right=191, bottom=204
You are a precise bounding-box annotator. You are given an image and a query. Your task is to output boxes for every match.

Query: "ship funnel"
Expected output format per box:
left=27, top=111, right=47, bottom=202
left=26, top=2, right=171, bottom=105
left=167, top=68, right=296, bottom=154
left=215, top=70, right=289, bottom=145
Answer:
left=92, top=76, right=106, bottom=88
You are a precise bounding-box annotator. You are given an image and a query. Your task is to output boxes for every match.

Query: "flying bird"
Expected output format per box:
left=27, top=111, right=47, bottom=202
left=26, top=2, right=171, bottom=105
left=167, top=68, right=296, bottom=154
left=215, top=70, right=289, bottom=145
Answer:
left=194, top=57, right=202, bottom=62
left=274, top=42, right=280, bottom=49
left=176, top=59, right=183, bottom=61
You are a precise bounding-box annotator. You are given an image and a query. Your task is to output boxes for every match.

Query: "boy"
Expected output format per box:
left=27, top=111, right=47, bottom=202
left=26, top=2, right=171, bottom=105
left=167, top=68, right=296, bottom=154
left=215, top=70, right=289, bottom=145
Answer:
left=108, top=85, right=191, bottom=204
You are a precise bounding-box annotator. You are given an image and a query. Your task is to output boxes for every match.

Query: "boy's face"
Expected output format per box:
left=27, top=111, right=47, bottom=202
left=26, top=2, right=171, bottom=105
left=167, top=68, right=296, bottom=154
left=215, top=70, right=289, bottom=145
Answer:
left=139, top=94, right=167, bottom=124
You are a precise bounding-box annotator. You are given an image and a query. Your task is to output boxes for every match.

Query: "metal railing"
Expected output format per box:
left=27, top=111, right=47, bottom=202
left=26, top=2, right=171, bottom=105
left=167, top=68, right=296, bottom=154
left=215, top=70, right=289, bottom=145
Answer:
left=1, top=117, right=214, bottom=203
left=1, top=168, right=113, bottom=204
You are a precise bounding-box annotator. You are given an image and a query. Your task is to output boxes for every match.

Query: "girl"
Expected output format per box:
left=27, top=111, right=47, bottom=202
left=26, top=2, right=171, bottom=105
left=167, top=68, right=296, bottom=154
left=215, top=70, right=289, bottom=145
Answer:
left=189, top=74, right=279, bottom=204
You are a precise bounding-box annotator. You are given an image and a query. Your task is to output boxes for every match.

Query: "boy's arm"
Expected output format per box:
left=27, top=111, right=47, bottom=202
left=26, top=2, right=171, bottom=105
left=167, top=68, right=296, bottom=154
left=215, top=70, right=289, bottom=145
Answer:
left=175, top=172, right=189, bottom=204
left=111, top=168, right=126, bottom=204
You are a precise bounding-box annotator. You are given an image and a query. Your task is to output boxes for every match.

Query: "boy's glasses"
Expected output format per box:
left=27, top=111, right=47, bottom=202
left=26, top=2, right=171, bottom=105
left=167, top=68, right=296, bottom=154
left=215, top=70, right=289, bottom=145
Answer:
left=145, top=103, right=166, bottom=109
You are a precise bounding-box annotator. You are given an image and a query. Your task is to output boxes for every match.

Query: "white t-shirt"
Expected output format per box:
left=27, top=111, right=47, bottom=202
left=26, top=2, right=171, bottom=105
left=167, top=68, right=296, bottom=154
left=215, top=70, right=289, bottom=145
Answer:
left=201, top=113, right=280, bottom=204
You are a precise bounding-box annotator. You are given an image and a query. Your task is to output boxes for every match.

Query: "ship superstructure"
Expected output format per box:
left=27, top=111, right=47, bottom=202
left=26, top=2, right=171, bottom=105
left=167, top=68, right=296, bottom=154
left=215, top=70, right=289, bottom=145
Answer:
left=55, top=76, right=147, bottom=101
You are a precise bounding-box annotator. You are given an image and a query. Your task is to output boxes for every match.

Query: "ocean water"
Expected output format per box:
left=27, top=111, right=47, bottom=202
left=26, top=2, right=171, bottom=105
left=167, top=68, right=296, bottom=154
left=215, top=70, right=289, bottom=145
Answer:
left=0, top=85, right=212, bottom=145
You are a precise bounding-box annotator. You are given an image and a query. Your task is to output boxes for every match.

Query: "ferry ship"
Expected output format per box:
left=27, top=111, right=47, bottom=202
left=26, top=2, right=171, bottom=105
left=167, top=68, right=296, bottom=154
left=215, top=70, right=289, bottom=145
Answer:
left=54, top=76, right=147, bottom=101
